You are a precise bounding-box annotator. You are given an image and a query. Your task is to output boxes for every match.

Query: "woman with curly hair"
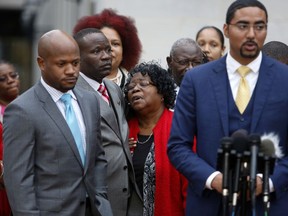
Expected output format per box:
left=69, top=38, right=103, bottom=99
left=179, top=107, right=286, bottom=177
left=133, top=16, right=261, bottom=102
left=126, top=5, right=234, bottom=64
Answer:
left=73, top=8, right=142, bottom=90
left=124, top=62, right=187, bottom=216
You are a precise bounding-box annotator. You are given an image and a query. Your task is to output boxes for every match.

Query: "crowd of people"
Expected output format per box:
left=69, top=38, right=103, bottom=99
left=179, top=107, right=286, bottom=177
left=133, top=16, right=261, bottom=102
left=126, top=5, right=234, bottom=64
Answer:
left=1, top=0, right=288, bottom=216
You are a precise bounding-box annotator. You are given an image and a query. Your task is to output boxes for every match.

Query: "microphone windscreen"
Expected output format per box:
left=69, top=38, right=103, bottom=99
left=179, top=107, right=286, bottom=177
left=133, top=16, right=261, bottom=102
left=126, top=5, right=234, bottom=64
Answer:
left=231, top=129, right=249, bottom=154
left=231, top=129, right=248, bottom=138
left=259, top=139, right=275, bottom=157
left=249, top=134, right=261, bottom=146
left=261, top=133, right=283, bottom=158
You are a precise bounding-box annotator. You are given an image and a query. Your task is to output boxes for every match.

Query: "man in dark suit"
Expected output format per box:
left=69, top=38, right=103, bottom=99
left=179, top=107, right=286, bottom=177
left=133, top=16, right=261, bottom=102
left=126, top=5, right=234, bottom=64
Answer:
left=3, top=29, right=112, bottom=216
left=74, top=28, right=143, bottom=216
left=168, top=1, right=288, bottom=216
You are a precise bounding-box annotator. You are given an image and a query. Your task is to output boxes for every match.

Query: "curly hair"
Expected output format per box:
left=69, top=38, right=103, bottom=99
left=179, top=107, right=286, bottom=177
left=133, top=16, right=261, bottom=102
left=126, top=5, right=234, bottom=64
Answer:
left=73, top=8, right=142, bottom=71
left=124, top=61, right=176, bottom=109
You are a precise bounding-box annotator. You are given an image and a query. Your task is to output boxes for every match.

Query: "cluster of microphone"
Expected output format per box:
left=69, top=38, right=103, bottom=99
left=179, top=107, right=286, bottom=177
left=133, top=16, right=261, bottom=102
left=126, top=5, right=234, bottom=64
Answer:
left=217, top=129, right=282, bottom=216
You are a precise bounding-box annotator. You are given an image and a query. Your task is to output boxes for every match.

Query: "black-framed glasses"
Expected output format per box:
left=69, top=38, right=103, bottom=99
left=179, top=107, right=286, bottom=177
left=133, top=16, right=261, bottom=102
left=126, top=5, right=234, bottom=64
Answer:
left=0, top=72, right=19, bottom=83
left=126, top=80, right=154, bottom=92
left=229, top=23, right=267, bottom=33
left=171, top=57, right=202, bottom=67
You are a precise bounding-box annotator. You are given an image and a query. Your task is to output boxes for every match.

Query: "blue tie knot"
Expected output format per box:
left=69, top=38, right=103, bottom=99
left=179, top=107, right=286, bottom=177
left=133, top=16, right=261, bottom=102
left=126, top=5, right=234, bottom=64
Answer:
left=61, top=93, right=72, bottom=107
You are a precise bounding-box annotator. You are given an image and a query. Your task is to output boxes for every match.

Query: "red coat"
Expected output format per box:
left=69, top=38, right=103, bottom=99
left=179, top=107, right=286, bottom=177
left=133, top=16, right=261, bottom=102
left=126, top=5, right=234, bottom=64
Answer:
left=129, top=108, right=187, bottom=216
left=0, top=123, right=12, bottom=216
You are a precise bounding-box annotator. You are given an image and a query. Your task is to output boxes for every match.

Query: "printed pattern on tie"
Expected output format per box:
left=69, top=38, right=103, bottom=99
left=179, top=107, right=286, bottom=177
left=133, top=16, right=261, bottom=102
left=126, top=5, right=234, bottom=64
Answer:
left=235, top=66, right=251, bottom=114
left=61, top=93, right=85, bottom=165
left=97, top=84, right=110, bottom=104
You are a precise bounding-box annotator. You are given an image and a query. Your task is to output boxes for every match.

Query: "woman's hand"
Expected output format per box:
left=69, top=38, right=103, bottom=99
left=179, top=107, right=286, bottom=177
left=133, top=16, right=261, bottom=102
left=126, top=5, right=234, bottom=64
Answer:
left=129, top=137, right=137, bottom=155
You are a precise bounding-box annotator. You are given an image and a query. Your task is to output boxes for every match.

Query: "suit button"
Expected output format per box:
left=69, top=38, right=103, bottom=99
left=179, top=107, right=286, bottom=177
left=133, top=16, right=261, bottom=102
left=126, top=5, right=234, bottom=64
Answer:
left=123, top=188, right=127, bottom=192
left=240, top=117, right=245, bottom=122
left=123, top=165, right=128, bottom=170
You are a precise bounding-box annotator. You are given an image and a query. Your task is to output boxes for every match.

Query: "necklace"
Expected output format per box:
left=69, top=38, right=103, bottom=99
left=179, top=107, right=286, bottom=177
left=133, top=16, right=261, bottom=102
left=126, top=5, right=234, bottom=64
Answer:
left=137, top=133, right=153, bottom=145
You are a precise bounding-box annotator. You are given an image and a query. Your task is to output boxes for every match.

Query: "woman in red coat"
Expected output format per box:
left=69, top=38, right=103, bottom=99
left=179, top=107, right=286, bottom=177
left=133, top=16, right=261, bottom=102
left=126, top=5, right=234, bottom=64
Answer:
left=125, top=62, right=187, bottom=216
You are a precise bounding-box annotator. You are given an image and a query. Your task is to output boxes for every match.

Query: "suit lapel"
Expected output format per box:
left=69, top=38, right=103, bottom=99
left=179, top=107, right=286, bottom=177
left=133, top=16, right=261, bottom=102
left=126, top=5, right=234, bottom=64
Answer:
left=35, top=82, right=84, bottom=168
left=77, top=76, right=122, bottom=140
left=103, top=79, right=123, bottom=139
left=210, top=58, right=230, bottom=136
left=250, top=57, right=274, bottom=132
left=73, top=88, right=91, bottom=173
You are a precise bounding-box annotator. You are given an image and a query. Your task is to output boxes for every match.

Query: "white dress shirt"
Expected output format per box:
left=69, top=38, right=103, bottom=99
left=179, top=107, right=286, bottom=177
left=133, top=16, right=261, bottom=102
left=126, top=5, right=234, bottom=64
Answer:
left=41, top=77, right=87, bottom=154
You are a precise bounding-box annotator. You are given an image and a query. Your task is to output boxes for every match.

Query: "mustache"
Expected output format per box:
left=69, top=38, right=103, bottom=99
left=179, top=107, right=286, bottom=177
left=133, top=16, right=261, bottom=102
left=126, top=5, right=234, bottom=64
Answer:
left=243, top=40, right=258, bottom=47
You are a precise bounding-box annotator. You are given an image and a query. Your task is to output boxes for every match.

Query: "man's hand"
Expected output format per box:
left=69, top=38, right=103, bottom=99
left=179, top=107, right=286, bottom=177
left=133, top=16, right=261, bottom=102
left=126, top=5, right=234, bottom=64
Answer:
left=211, top=173, right=223, bottom=194
left=255, top=176, right=263, bottom=196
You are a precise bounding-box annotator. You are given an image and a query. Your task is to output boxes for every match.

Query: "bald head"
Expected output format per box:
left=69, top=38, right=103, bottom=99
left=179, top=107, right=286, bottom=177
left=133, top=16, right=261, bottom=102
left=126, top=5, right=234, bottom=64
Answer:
left=38, top=29, right=79, bottom=59
left=37, top=29, right=81, bottom=93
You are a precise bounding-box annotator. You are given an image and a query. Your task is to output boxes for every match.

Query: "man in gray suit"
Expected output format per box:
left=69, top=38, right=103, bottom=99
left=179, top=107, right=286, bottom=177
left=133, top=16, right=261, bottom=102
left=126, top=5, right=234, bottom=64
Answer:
left=3, top=29, right=112, bottom=216
left=74, top=28, right=143, bottom=216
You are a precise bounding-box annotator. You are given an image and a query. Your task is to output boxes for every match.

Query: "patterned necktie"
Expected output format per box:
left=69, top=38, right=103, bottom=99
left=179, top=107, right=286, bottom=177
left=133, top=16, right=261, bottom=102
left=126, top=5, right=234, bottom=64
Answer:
left=61, top=93, right=85, bottom=165
left=97, top=84, right=110, bottom=104
left=235, top=66, right=251, bottom=114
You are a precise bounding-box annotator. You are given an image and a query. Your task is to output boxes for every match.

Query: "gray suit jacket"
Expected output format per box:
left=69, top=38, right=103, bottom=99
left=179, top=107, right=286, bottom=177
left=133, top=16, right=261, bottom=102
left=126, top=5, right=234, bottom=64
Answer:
left=77, top=76, right=143, bottom=216
left=3, top=81, right=113, bottom=216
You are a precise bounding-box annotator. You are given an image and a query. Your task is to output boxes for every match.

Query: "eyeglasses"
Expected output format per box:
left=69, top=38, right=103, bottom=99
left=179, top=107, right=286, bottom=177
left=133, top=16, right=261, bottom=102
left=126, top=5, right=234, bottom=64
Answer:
left=171, top=57, right=202, bottom=67
left=229, top=23, right=267, bottom=33
left=0, top=72, right=19, bottom=83
left=126, top=80, right=154, bottom=92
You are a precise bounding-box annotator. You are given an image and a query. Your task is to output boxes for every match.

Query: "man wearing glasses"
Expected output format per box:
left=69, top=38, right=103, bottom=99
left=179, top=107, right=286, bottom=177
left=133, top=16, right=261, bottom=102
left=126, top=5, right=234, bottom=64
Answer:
left=168, top=1, right=288, bottom=216
left=166, top=38, right=207, bottom=94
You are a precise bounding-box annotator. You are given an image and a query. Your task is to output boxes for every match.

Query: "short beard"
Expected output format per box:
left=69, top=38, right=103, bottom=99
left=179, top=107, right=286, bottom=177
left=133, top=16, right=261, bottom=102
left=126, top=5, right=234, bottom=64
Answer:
left=240, top=44, right=260, bottom=59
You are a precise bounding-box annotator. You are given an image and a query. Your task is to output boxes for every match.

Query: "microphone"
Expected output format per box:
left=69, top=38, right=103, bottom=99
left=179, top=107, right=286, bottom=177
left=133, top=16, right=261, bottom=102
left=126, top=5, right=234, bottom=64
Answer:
left=260, top=133, right=282, bottom=213
left=230, top=129, right=249, bottom=211
left=220, top=137, right=233, bottom=216
left=248, top=134, right=261, bottom=214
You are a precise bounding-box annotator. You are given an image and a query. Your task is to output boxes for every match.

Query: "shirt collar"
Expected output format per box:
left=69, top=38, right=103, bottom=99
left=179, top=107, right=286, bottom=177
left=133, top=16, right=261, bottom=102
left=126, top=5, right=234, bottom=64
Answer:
left=40, top=77, right=76, bottom=102
left=80, top=72, right=103, bottom=91
left=226, top=51, right=262, bottom=75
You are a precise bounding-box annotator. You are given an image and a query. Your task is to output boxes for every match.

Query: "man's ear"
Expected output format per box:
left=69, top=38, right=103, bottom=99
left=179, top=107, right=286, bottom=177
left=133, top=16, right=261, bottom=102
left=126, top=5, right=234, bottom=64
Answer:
left=37, top=56, right=45, bottom=71
left=166, top=56, right=172, bottom=67
left=223, top=24, right=229, bottom=39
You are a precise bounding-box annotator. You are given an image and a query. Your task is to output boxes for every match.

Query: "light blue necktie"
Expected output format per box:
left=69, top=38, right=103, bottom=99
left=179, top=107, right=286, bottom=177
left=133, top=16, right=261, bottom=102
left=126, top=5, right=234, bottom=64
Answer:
left=61, top=93, right=85, bottom=165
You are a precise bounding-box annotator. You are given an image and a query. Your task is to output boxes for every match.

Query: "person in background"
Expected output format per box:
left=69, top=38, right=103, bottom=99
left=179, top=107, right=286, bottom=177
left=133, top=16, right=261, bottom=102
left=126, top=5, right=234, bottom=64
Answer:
left=196, top=25, right=226, bottom=62
left=74, top=28, right=143, bottom=216
left=73, top=8, right=142, bottom=90
left=262, top=41, right=288, bottom=64
left=125, top=62, right=187, bottom=216
left=0, top=59, right=20, bottom=216
left=166, top=38, right=207, bottom=93
left=168, top=1, right=288, bottom=215
left=0, top=60, right=20, bottom=122
left=3, top=29, right=112, bottom=216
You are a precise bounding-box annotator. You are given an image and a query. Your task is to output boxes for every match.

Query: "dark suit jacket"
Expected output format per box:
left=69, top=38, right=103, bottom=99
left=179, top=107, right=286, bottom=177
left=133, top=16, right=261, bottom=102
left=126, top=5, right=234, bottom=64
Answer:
left=3, top=81, right=112, bottom=216
left=168, top=55, right=288, bottom=216
left=77, top=76, right=143, bottom=216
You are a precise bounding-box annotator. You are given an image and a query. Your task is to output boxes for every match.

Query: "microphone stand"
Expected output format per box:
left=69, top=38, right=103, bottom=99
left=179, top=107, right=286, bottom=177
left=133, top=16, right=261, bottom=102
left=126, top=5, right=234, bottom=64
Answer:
left=263, top=155, right=271, bottom=216
left=221, top=138, right=232, bottom=216
left=239, top=161, right=249, bottom=216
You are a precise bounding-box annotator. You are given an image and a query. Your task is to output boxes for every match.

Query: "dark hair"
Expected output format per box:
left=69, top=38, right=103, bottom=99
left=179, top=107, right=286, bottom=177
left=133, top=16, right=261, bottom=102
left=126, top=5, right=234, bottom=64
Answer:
left=226, top=0, right=268, bottom=24
left=262, top=41, right=288, bottom=63
left=73, top=8, right=142, bottom=71
left=196, top=26, right=225, bottom=49
left=124, top=61, right=176, bottom=109
left=73, top=28, right=102, bottom=42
